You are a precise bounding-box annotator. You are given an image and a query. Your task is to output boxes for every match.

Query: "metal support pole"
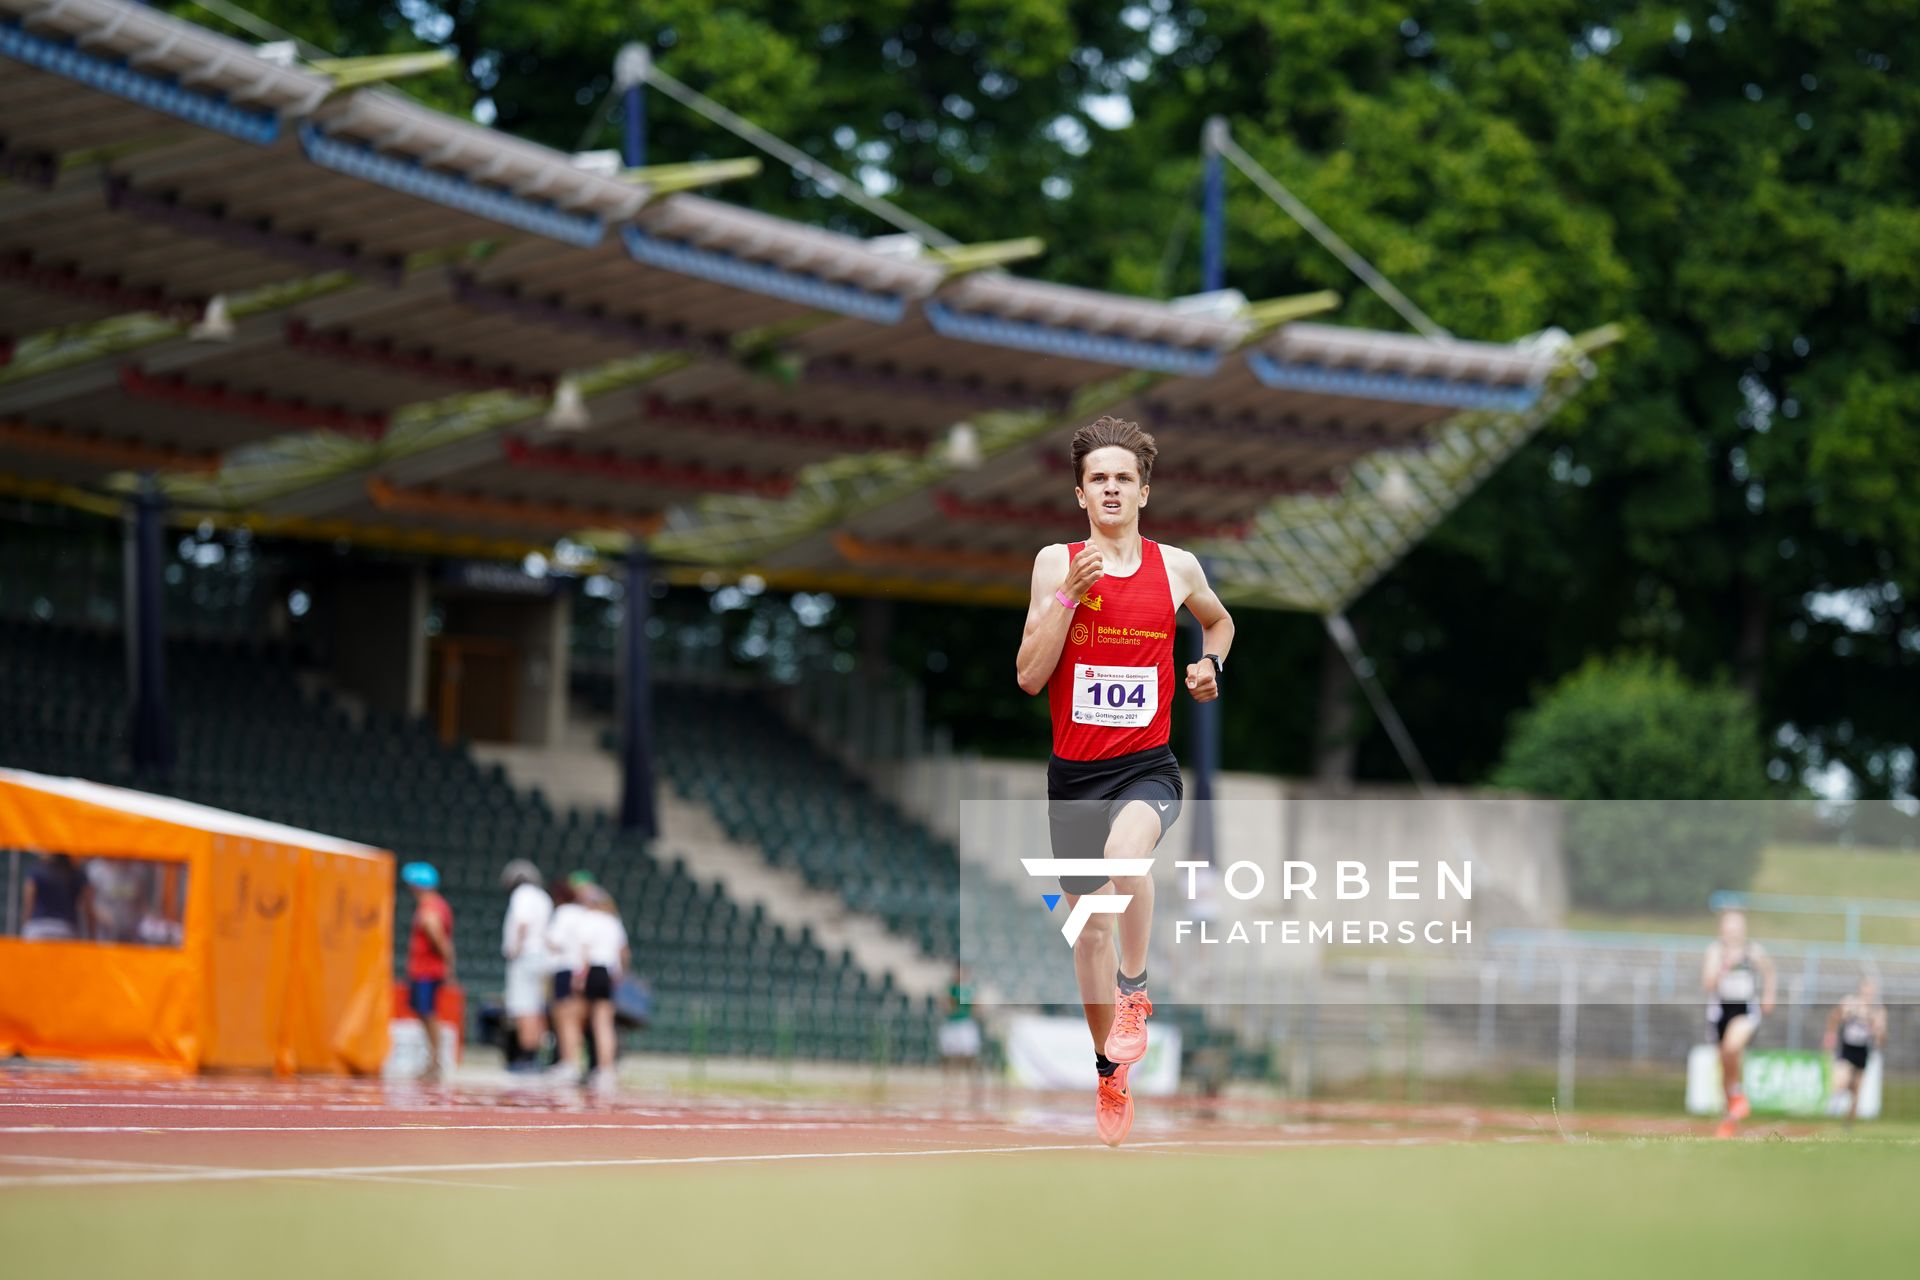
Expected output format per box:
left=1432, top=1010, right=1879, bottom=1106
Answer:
left=1631, top=969, right=1651, bottom=1062
left=1556, top=962, right=1579, bottom=1113
left=904, top=683, right=925, bottom=760
left=1478, top=963, right=1498, bottom=1062
left=1200, top=117, right=1228, bottom=293
left=125, top=474, right=173, bottom=777
left=1366, top=960, right=1385, bottom=1093
left=1406, top=967, right=1424, bottom=1103
left=617, top=44, right=650, bottom=169
left=1297, top=971, right=1318, bottom=1100
left=1187, top=573, right=1221, bottom=859
left=1325, top=613, right=1434, bottom=791
left=618, top=541, right=658, bottom=837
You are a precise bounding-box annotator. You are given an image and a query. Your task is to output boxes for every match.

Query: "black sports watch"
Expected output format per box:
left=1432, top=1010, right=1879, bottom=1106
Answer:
left=1203, top=653, right=1224, bottom=683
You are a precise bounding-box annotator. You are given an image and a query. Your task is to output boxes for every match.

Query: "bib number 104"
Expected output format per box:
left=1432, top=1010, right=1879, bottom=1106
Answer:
left=1071, top=663, right=1156, bottom=727
left=1084, top=681, right=1148, bottom=709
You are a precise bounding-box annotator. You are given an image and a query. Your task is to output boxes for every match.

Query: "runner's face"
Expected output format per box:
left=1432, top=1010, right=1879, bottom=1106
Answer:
left=1076, top=446, right=1147, bottom=531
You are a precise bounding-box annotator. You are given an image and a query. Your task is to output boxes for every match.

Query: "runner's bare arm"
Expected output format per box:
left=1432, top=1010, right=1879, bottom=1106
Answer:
left=1170, top=548, right=1233, bottom=703
left=1822, top=1003, right=1841, bottom=1051
left=1756, top=944, right=1777, bottom=1012
left=1701, top=942, right=1722, bottom=995
left=1017, top=544, right=1086, bottom=695
left=424, top=910, right=454, bottom=965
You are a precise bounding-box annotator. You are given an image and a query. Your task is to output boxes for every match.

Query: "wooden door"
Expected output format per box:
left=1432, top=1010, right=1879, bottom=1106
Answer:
left=427, top=637, right=518, bottom=743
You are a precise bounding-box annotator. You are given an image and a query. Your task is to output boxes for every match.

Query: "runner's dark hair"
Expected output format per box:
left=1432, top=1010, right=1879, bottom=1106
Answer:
left=1071, top=416, right=1157, bottom=486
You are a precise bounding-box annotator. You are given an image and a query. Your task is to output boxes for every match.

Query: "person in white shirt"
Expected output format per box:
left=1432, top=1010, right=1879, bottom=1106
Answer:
left=498, top=860, right=553, bottom=1072
left=543, top=880, right=593, bottom=1080
left=551, top=884, right=630, bottom=1090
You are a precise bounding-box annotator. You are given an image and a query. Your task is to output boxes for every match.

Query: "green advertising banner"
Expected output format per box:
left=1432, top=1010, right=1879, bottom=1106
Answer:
left=1741, top=1050, right=1831, bottom=1117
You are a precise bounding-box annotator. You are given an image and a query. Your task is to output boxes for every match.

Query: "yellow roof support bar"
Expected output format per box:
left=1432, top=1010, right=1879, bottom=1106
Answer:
left=928, top=238, right=1047, bottom=275
left=1240, top=290, right=1342, bottom=334
left=623, top=157, right=765, bottom=195
left=311, top=51, right=458, bottom=92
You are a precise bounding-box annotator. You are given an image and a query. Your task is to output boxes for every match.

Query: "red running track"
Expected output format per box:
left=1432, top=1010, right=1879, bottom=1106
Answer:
left=0, top=1067, right=1725, bottom=1192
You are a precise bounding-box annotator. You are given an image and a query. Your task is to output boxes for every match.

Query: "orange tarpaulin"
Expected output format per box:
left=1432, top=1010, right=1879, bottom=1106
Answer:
left=0, top=768, right=393, bottom=1073
left=291, top=848, right=392, bottom=1074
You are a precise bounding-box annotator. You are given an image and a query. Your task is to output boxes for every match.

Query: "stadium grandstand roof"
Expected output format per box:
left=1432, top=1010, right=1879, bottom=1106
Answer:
left=0, top=0, right=1613, bottom=613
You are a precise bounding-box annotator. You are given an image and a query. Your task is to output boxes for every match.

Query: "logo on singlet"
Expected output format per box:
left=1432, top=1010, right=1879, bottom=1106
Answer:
left=1081, top=594, right=1103, bottom=612
left=1070, top=622, right=1090, bottom=646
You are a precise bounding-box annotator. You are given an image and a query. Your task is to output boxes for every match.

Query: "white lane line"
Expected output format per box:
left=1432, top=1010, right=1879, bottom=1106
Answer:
left=0, top=1101, right=974, bottom=1123
left=0, top=1121, right=959, bottom=1135
left=0, top=1118, right=1530, bottom=1140
left=274, top=1169, right=521, bottom=1191
left=0, top=1104, right=401, bottom=1112
left=0, top=1144, right=1103, bottom=1188
left=0, top=1151, right=517, bottom=1192
left=0, top=1155, right=170, bottom=1169
left=0, top=1134, right=1528, bottom=1190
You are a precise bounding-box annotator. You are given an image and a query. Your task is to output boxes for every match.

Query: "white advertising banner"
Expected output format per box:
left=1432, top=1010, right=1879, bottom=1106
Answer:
left=1005, top=1014, right=1182, bottom=1095
left=383, top=1019, right=461, bottom=1080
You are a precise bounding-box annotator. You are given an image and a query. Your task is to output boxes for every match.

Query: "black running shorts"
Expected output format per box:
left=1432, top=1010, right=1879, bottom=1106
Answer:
left=1712, top=1001, right=1753, bottom=1045
left=1047, top=743, right=1183, bottom=895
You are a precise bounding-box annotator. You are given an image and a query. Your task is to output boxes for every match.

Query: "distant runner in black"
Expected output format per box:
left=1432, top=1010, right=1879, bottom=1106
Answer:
left=1822, top=976, right=1886, bottom=1126
left=1701, top=909, right=1775, bottom=1138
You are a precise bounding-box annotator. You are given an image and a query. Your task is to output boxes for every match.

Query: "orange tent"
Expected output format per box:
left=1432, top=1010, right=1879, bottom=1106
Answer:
left=0, top=768, right=392, bottom=1074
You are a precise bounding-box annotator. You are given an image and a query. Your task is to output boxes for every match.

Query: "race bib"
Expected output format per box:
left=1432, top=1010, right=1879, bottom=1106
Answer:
left=1071, top=663, right=1158, bottom=728
left=1718, top=968, right=1756, bottom=1002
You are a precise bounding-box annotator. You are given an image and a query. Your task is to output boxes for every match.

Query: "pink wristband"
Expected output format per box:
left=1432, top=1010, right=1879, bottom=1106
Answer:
left=1053, top=590, right=1077, bottom=609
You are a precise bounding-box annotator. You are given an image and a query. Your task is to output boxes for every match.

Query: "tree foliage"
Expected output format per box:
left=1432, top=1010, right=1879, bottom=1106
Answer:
left=1492, top=654, right=1768, bottom=908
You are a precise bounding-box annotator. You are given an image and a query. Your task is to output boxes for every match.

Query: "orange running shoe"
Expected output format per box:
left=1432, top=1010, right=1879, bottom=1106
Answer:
left=1096, top=1062, right=1134, bottom=1147
left=1728, top=1094, right=1751, bottom=1121
left=1105, top=989, right=1153, bottom=1064
left=1715, top=1118, right=1738, bottom=1140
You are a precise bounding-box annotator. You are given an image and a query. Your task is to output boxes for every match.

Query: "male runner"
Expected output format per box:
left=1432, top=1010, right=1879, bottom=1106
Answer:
left=1702, top=909, right=1775, bottom=1138
left=1822, top=975, right=1886, bottom=1125
left=1015, top=415, right=1233, bottom=1146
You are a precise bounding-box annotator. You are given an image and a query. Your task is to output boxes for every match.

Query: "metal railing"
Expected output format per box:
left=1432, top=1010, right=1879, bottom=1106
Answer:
left=1708, top=890, right=1920, bottom=952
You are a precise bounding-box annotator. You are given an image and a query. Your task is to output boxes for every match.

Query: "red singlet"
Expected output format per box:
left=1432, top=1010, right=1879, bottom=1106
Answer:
left=1047, top=538, right=1177, bottom=761
left=407, top=891, right=452, bottom=982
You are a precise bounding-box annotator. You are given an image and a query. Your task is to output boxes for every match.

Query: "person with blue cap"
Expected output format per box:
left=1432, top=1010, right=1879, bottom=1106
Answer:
left=401, top=861, right=455, bottom=1083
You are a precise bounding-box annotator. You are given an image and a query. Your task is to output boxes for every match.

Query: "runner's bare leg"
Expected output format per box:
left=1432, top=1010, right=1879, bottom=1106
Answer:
left=1108, top=801, right=1162, bottom=979
left=1722, top=1015, right=1756, bottom=1111
left=1066, top=888, right=1119, bottom=1049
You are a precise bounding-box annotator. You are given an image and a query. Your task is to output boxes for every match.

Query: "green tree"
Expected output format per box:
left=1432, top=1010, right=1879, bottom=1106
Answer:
left=1077, top=1, right=1919, bottom=797
left=1493, top=654, right=1768, bottom=909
